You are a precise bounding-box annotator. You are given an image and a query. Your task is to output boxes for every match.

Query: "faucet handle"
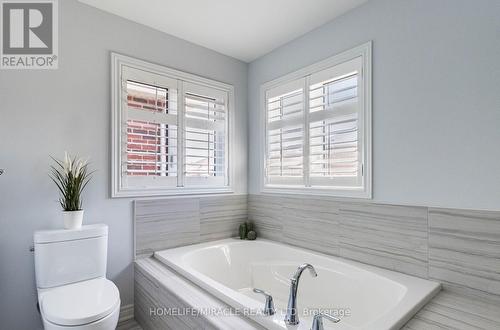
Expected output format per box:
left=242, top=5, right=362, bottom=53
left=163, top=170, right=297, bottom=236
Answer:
left=311, top=312, right=340, bottom=330
left=253, top=288, right=275, bottom=316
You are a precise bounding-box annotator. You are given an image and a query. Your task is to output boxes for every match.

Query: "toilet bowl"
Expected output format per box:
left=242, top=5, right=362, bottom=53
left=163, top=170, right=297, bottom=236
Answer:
left=34, top=225, right=120, bottom=330
left=39, top=278, right=120, bottom=330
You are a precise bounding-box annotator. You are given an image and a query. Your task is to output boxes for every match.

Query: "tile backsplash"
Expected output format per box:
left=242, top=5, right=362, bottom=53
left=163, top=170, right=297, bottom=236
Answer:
left=248, top=194, right=500, bottom=302
left=248, top=195, right=429, bottom=277
left=134, top=193, right=500, bottom=301
left=428, top=208, right=500, bottom=298
left=134, top=194, right=247, bottom=258
left=338, top=203, right=428, bottom=278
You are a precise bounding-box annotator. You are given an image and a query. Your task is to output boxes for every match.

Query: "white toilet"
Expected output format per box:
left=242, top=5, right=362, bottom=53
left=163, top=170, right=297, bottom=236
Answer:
left=34, top=224, right=121, bottom=330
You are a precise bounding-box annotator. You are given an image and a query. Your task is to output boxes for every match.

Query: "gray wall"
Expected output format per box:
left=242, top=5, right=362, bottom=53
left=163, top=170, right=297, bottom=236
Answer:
left=248, top=0, right=500, bottom=210
left=0, top=1, right=247, bottom=329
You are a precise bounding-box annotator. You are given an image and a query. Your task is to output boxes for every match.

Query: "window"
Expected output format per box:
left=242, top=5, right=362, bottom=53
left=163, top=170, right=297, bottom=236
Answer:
left=261, top=42, right=372, bottom=198
left=111, top=54, right=233, bottom=197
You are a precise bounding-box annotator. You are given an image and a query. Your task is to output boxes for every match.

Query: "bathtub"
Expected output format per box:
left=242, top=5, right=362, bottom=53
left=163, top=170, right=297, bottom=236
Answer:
left=155, top=238, right=440, bottom=330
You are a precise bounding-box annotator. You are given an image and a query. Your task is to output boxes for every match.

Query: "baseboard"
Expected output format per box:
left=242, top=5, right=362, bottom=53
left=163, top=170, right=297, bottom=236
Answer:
left=118, top=304, right=134, bottom=324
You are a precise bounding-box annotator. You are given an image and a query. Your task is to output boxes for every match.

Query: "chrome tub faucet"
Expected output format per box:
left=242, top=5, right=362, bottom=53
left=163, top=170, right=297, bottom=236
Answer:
left=284, top=263, right=317, bottom=325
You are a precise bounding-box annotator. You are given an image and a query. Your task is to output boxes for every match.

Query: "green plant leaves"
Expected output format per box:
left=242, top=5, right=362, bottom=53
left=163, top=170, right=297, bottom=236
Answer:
left=49, top=154, right=93, bottom=211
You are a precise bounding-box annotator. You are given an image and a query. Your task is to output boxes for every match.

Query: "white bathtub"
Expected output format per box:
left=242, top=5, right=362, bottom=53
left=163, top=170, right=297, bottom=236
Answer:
left=155, top=238, right=440, bottom=330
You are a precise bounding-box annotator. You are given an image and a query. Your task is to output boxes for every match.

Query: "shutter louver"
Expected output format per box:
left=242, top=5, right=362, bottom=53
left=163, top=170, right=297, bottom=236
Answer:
left=309, top=114, right=358, bottom=177
left=308, top=58, right=362, bottom=187
left=183, top=83, right=227, bottom=186
left=265, top=79, right=305, bottom=185
left=267, top=125, right=303, bottom=177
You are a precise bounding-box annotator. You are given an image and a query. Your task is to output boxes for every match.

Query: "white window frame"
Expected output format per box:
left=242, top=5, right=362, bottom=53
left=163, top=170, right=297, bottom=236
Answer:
left=259, top=42, right=372, bottom=198
left=111, top=53, right=234, bottom=198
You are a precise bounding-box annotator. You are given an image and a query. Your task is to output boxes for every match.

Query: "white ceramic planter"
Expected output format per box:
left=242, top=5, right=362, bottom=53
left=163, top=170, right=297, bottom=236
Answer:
left=63, top=210, right=84, bottom=229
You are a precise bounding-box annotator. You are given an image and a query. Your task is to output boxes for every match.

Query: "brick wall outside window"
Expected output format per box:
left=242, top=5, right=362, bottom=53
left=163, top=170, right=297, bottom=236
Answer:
left=126, top=93, right=175, bottom=176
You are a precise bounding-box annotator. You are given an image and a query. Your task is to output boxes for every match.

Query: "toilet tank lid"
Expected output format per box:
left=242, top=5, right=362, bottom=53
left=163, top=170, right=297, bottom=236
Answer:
left=34, top=224, right=108, bottom=244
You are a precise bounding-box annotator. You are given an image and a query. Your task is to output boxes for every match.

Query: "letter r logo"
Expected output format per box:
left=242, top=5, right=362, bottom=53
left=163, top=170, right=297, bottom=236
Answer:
left=2, top=2, right=53, bottom=54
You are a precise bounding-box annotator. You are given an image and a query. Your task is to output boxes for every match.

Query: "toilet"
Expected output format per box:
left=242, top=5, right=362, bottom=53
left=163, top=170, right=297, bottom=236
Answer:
left=34, top=224, right=120, bottom=330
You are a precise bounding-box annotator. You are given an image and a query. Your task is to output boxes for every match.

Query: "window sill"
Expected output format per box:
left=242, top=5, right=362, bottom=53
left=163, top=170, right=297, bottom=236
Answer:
left=261, top=185, right=372, bottom=199
left=112, top=186, right=233, bottom=198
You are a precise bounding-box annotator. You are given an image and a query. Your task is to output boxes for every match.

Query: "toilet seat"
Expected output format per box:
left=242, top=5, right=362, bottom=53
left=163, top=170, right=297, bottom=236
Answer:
left=40, top=278, right=120, bottom=326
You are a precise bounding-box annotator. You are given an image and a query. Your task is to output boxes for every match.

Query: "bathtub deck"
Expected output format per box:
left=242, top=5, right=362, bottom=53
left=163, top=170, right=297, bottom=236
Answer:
left=403, top=290, right=500, bottom=330
left=135, top=257, right=500, bottom=330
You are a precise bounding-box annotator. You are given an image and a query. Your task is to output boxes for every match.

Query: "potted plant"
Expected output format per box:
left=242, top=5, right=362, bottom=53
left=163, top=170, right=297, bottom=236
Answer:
left=50, top=152, right=93, bottom=229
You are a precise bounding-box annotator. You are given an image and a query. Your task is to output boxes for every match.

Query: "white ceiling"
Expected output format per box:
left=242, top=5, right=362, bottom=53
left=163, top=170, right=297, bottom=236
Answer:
left=79, top=0, right=368, bottom=62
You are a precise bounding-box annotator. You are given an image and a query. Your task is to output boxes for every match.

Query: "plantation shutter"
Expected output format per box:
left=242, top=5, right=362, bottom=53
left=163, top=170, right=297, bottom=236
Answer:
left=113, top=54, right=235, bottom=197
left=308, top=57, right=363, bottom=187
left=265, top=78, right=305, bottom=185
left=121, top=66, right=179, bottom=188
left=183, top=82, right=228, bottom=187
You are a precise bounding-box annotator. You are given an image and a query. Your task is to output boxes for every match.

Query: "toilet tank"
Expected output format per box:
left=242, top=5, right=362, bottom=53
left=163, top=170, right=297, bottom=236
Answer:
left=34, top=224, right=108, bottom=289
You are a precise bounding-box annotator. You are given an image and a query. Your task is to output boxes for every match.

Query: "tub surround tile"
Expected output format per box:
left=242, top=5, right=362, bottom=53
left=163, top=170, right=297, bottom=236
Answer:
left=249, top=195, right=500, bottom=294
left=135, top=264, right=163, bottom=329
left=247, top=194, right=500, bottom=328
left=116, top=319, right=143, bottom=330
left=280, top=197, right=340, bottom=255
left=134, top=193, right=500, bottom=329
left=200, top=195, right=248, bottom=242
left=248, top=195, right=500, bottom=329
left=135, top=258, right=263, bottom=330
left=338, top=203, right=429, bottom=278
left=248, top=194, right=341, bottom=253
left=248, top=195, right=429, bottom=278
left=248, top=194, right=284, bottom=241
left=136, top=259, right=216, bottom=330
left=118, top=304, right=135, bottom=324
left=428, top=208, right=500, bottom=297
left=135, top=195, right=248, bottom=258
left=135, top=194, right=500, bottom=304
left=135, top=198, right=200, bottom=258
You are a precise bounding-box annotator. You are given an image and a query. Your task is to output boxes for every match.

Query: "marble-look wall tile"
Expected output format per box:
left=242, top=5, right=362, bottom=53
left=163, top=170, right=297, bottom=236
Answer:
left=248, top=194, right=284, bottom=241
left=428, top=208, right=500, bottom=296
left=118, top=304, right=135, bottom=324
left=135, top=193, right=500, bottom=305
left=200, top=195, right=247, bottom=242
left=134, top=265, right=163, bottom=330
left=116, top=319, right=142, bottom=330
left=280, top=196, right=340, bottom=255
left=135, top=262, right=210, bottom=330
left=249, top=195, right=429, bottom=278
left=338, top=203, right=429, bottom=277
left=135, top=198, right=200, bottom=258
left=135, top=195, right=248, bottom=258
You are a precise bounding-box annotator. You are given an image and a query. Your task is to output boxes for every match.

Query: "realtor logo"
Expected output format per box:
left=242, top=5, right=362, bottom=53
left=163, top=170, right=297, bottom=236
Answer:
left=1, top=0, right=58, bottom=69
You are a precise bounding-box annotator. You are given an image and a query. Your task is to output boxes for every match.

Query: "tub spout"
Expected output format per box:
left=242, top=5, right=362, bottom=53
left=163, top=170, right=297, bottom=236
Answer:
left=284, top=263, right=317, bottom=325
